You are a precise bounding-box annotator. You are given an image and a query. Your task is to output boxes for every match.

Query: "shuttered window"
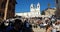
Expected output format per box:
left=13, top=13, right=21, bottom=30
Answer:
left=56, top=0, right=58, bottom=3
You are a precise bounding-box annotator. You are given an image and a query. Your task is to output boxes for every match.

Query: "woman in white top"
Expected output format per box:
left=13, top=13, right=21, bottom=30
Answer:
left=52, top=23, right=56, bottom=32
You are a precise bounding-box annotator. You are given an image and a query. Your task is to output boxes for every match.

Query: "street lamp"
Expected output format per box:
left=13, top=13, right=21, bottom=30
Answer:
left=4, top=0, right=9, bottom=20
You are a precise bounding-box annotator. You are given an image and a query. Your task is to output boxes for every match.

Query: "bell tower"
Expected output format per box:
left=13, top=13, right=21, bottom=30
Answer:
left=37, top=2, right=40, bottom=10
left=37, top=2, right=41, bottom=15
left=30, top=3, right=35, bottom=12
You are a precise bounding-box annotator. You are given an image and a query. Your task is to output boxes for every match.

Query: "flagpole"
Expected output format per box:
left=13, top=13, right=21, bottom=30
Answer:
left=4, top=0, right=9, bottom=20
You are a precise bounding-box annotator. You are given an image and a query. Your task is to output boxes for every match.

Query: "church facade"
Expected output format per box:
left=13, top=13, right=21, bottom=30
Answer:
left=15, top=2, right=41, bottom=18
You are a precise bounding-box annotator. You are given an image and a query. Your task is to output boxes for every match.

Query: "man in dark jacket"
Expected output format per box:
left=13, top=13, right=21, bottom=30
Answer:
left=7, top=19, right=23, bottom=32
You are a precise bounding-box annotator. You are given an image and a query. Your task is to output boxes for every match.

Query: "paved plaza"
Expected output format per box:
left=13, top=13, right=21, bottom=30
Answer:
left=32, top=26, right=46, bottom=32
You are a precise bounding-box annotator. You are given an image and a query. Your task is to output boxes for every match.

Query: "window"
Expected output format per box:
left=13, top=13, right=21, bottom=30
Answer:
left=13, top=3, right=15, bottom=5
left=38, top=12, right=39, bottom=14
left=31, top=7, right=33, bottom=8
left=2, top=13, right=4, bottom=17
left=8, top=5, right=11, bottom=10
left=0, top=13, right=2, bottom=16
left=38, top=6, right=39, bottom=8
left=12, top=8, right=15, bottom=12
left=1, top=2, right=5, bottom=8
left=56, top=0, right=58, bottom=3
left=9, top=0, right=12, bottom=3
left=0, top=12, right=4, bottom=17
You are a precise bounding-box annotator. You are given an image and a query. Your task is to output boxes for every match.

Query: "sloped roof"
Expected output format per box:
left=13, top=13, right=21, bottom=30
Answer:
left=44, top=8, right=56, bottom=11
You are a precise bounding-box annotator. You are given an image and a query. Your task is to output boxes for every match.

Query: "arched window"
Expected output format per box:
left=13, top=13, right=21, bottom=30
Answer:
left=1, top=2, right=5, bottom=8
left=38, top=6, right=39, bottom=8
left=31, top=7, right=33, bottom=8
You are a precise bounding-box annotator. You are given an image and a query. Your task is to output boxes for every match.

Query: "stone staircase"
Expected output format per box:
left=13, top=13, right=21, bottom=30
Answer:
left=32, top=26, right=46, bottom=32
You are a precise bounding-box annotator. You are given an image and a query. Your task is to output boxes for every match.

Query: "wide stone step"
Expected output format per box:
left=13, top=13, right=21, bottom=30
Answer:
left=32, top=26, right=46, bottom=32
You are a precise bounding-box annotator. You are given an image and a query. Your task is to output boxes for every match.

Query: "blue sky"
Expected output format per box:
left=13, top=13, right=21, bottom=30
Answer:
left=15, top=0, right=55, bottom=13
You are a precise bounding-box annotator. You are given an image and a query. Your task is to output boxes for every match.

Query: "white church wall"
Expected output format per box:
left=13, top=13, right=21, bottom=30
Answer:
left=15, top=2, right=41, bottom=18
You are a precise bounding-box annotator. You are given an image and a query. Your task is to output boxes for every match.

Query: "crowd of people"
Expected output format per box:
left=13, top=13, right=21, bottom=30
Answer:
left=45, top=20, right=60, bottom=32
left=39, top=16, right=60, bottom=32
left=0, top=15, right=60, bottom=32
left=0, top=18, right=33, bottom=32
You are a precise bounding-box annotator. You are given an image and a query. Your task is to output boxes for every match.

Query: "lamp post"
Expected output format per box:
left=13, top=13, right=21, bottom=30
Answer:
left=4, top=0, right=9, bottom=20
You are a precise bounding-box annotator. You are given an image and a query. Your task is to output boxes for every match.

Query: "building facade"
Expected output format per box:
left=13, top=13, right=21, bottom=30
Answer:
left=0, top=0, right=17, bottom=19
left=55, top=0, right=60, bottom=17
left=44, top=8, right=56, bottom=16
left=16, top=2, right=41, bottom=18
left=41, top=8, right=56, bottom=18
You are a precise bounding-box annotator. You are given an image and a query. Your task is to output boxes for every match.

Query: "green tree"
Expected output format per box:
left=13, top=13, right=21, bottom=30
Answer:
left=41, top=11, right=45, bottom=15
